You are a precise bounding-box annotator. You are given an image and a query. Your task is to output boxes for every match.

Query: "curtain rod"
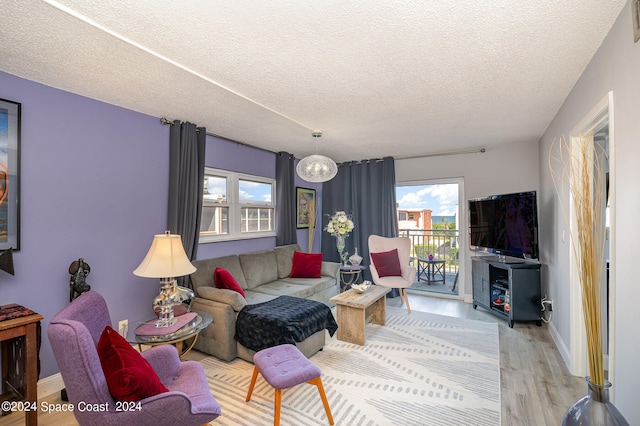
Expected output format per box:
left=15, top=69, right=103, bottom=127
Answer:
left=160, top=117, right=276, bottom=155
left=395, top=147, right=486, bottom=160
left=161, top=117, right=486, bottom=161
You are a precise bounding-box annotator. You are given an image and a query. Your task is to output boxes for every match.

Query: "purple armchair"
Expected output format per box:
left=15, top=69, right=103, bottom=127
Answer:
left=47, top=291, right=221, bottom=426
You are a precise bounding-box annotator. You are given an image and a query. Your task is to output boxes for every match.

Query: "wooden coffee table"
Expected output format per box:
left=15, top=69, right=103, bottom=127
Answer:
left=330, top=285, right=390, bottom=345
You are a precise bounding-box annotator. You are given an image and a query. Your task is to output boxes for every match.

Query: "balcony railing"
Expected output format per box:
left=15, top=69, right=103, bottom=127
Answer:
left=399, top=228, right=459, bottom=275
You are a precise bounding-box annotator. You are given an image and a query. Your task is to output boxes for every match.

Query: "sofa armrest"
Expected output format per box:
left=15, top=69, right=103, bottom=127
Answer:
left=197, top=286, right=247, bottom=312
left=321, top=261, right=340, bottom=280
left=191, top=296, right=240, bottom=361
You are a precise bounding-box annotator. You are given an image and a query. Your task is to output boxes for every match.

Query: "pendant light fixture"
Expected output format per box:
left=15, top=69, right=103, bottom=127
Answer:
left=296, top=131, right=338, bottom=182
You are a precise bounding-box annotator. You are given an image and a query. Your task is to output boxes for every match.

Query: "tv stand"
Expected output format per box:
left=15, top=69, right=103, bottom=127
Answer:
left=496, top=254, right=526, bottom=264
left=471, top=257, right=542, bottom=327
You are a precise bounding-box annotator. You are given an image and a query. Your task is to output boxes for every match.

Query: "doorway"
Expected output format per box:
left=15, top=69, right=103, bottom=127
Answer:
left=396, top=178, right=465, bottom=299
left=568, top=92, right=615, bottom=379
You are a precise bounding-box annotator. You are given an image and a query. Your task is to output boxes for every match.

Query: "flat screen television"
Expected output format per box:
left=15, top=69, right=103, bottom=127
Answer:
left=468, top=190, right=539, bottom=261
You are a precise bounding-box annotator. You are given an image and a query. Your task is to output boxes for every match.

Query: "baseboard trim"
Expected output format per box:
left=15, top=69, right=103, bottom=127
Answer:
left=38, top=373, right=64, bottom=399
left=547, top=319, right=572, bottom=373
left=463, top=293, right=473, bottom=304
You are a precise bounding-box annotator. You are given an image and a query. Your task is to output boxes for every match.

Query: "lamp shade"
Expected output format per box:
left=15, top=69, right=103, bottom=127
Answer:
left=296, top=154, right=338, bottom=182
left=133, top=231, right=196, bottom=278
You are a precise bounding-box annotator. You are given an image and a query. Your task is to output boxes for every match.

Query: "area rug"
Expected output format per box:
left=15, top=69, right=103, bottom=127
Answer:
left=202, top=307, right=500, bottom=426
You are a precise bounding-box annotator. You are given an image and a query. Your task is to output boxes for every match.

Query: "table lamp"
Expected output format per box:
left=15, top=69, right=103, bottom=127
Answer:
left=133, top=231, right=196, bottom=327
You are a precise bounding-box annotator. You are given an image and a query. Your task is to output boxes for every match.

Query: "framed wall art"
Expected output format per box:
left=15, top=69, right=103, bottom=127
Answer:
left=0, top=99, right=21, bottom=250
left=296, top=187, right=316, bottom=229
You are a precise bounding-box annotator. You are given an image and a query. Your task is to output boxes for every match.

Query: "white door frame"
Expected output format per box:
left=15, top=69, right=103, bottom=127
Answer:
left=568, top=91, right=615, bottom=385
left=397, top=177, right=465, bottom=300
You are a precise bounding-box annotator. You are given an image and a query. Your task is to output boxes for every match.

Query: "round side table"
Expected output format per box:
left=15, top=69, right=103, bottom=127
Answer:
left=128, top=311, right=212, bottom=358
left=339, top=265, right=366, bottom=292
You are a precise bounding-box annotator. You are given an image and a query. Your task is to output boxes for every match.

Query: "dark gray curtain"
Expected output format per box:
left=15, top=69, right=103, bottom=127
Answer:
left=275, top=152, right=297, bottom=246
left=321, top=156, right=397, bottom=281
left=167, top=121, right=206, bottom=278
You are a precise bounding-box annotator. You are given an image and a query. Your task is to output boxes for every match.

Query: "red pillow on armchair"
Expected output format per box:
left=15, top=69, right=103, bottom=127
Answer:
left=214, top=267, right=246, bottom=298
left=289, top=251, right=322, bottom=278
left=371, top=248, right=403, bottom=277
left=97, top=326, right=169, bottom=402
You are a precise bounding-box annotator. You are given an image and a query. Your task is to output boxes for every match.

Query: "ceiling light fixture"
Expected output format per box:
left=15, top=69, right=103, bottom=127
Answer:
left=296, top=131, right=338, bottom=183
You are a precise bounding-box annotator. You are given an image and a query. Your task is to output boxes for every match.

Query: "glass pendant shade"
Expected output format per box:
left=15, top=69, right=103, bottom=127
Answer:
left=296, top=154, right=338, bottom=182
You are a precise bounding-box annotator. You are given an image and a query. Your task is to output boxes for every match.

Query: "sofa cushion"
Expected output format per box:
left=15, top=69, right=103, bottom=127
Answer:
left=192, top=255, right=248, bottom=291
left=371, top=248, right=402, bottom=277
left=214, top=267, right=246, bottom=298
left=243, top=290, right=279, bottom=305
left=239, top=250, right=278, bottom=289
left=289, top=251, right=322, bottom=278
left=97, top=326, right=169, bottom=402
left=321, top=261, right=340, bottom=279
left=274, top=244, right=300, bottom=279
left=282, top=276, right=336, bottom=294
left=250, top=281, right=315, bottom=299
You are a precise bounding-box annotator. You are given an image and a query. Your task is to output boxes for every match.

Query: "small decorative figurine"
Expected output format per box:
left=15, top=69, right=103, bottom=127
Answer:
left=69, top=258, right=91, bottom=302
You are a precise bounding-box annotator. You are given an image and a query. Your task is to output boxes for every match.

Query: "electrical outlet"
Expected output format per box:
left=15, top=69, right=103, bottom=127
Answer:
left=118, top=319, right=128, bottom=337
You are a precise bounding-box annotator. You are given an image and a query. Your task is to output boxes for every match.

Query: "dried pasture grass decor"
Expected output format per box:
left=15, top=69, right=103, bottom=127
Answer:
left=550, top=135, right=630, bottom=424
left=549, top=133, right=606, bottom=386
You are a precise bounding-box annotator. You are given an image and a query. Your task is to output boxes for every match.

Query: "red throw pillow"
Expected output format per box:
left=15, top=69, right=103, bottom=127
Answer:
left=214, top=267, right=246, bottom=298
left=371, top=249, right=403, bottom=277
left=289, top=251, right=322, bottom=278
left=97, top=326, right=169, bottom=402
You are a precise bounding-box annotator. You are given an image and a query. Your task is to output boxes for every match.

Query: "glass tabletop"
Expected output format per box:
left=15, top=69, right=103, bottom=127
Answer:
left=340, top=265, right=366, bottom=272
left=127, top=311, right=212, bottom=345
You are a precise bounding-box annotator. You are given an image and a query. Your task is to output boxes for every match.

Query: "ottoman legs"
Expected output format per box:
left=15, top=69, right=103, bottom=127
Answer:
left=245, top=344, right=334, bottom=426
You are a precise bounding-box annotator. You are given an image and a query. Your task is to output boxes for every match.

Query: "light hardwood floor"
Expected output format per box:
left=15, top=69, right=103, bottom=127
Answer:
left=1, top=292, right=585, bottom=426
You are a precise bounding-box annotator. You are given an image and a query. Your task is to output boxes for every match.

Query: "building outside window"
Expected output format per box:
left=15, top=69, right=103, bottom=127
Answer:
left=200, top=168, right=275, bottom=242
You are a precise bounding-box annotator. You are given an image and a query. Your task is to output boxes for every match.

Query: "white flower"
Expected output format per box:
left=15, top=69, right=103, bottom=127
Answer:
left=324, top=211, right=355, bottom=238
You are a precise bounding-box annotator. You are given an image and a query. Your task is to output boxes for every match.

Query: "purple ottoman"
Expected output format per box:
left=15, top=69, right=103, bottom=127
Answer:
left=245, top=344, right=334, bottom=426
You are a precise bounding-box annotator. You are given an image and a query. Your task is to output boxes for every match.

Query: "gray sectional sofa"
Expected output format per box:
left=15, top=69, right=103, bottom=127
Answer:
left=190, top=244, right=340, bottom=362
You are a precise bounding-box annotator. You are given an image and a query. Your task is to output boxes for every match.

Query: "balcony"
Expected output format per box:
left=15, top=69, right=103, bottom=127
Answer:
left=399, top=228, right=459, bottom=295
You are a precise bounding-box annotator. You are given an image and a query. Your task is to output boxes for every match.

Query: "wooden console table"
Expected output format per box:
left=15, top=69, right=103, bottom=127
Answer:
left=0, top=304, right=43, bottom=426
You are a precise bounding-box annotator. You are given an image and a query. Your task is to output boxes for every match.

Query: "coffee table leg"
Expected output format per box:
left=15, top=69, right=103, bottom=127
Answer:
left=368, top=296, right=387, bottom=326
left=335, top=305, right=365, bottom=345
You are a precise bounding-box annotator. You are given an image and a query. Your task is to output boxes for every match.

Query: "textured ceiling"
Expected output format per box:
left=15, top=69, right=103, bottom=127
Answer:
left=0, top=0, right=627, bottom=162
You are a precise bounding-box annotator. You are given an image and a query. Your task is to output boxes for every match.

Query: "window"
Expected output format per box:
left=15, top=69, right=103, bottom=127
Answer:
left=200, top=168, right=275, bottom=242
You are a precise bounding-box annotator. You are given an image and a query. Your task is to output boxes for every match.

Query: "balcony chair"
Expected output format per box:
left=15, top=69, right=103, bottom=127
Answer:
left=47, top=291, right=221, bottom=426
left=368, top=235, right=417, bottom=313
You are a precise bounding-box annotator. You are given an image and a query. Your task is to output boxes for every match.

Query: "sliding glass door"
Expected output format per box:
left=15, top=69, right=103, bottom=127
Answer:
left=396, top=178, right=464, bottom=299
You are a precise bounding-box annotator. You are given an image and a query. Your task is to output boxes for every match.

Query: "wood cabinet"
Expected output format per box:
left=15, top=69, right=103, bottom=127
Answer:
left=0, top=305, right=43, bottom=426
left=472, top=257, right=542, bottom=328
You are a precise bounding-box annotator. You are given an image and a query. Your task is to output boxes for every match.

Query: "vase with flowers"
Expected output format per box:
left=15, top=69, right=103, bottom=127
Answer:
left=550, top=135, right=628, bottom=425
left=324, top=211, right=354, bottom=265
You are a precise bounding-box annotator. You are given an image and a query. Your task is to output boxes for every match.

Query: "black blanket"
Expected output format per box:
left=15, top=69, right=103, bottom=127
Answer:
left=235, top=295, right=338, bottom=353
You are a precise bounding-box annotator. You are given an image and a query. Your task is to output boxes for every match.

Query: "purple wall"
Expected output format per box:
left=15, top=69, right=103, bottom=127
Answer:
left=0, top=71, right=325, bottom=378
left=0, top=71, right=168, bottom=377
